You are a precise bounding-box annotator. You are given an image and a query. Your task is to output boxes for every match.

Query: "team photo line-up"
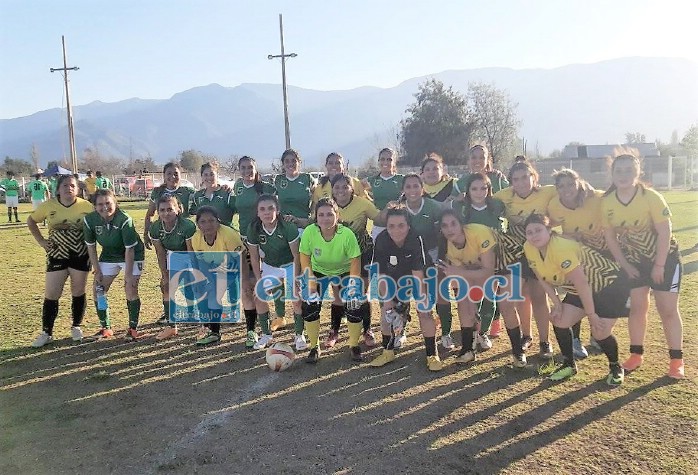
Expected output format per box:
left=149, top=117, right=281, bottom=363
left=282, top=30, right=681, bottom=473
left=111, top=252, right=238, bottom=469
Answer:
left=25, top=145, right=685, bottom=385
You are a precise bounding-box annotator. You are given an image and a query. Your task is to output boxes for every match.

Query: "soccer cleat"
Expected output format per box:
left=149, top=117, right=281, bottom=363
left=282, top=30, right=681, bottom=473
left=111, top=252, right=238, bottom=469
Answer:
left=393, top=333, right=407, bottom=349
left=196, top=331, right=221, bottom=345
left=31, top=332, right=53, bottom=348
left=539, top=341, right=554, bottom=359
left=668, top=359, right=685, bottom=379
left=426, top=355, right=443, bottom=371
left=270, top=317, right=288, bottom=332
left=476, top=333, right=493, bottom=351
left=196, top=326, right=208, bottom=340
left=521, top=335, right=533, bottom=352
left=156, top=313, right=169, bottom=325
left=156, top=327, right=178, bottom=340
left=622, top=353, right=643, bottom=372
left=369, top=349, right=396, bottom=367
left=512, top=353, right=527, bottom=368
left=549, top=363, right=578, bottom=381
left=306, top=347, right=320, bottom=364
left=294, top=334, right=308, bottom=351
left=362, top=330, right=377, bottom=347
left=489, top=319, right=502, bottom=338
left=440, top=334, right=455, bottom=350
left=70, top=326, right=83, bottom=342
left=253, top=333, right=274, bottom=350
left=350, top=346, right=363, bottom=362
left=324, top=330, right=339, bottom=349
left=573, top=338, right=589, bottom=359
left=245, top=330, right=258, bottom=348
left=606, top=365, right=625, bottom=386
left=93, top=328, right=114, bottom=339
left=455, top=350, right=476, bottom=364
left=124, top=328, right=141, bottom=342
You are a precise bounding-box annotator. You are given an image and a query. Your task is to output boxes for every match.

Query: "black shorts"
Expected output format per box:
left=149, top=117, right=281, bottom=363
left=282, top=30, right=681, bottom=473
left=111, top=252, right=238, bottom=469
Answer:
left=46, top=252, right=90, bottom=273
left=361, top=248, right=373, bottom=278
left=629, top=251, right=682, bottom=292
left=520, top=256, right=538, bottom=281
left=562, top=276, right=631, bottom=319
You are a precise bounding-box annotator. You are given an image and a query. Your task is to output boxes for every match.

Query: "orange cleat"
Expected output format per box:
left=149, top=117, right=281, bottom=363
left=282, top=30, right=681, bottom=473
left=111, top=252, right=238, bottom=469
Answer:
left=668, top=359, right=685, bottom=379
left=622, top=353, right=643, bottom=372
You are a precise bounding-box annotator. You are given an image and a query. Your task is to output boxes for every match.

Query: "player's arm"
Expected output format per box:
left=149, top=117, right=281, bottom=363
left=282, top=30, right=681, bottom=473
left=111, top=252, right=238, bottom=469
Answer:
left=27, top=216, right=52, bottom=251
left=537, top=278, right=562, bottom=319
left=651, top=219, right=671, bottom=284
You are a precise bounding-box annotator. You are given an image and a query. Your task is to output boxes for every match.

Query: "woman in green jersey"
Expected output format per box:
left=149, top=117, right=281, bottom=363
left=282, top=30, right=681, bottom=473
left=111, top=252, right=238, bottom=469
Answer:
left=274, top=148, right=316, bottom=234
left=365, top=147, right=404, bottom=241
left=84, top=189, right=146, bottom=341
left=190, top=162, right=237, bottom=227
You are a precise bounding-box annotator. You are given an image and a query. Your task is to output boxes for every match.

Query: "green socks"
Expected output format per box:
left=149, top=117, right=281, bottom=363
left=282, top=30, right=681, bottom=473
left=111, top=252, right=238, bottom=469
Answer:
left=126, top=298, right=141, bottom=329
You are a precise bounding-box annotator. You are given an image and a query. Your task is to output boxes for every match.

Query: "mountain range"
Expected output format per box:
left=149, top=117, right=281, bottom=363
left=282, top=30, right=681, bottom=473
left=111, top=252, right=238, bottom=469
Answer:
left=1, top=57, right=696, bottom=169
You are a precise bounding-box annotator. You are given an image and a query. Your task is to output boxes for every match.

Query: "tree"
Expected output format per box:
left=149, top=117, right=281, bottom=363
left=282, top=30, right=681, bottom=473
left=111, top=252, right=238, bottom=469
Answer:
left=1, top=156, right=35, bottom=177
left=177, top=149, right=219, bottom=172
left=30, top=144, right=40, bottom=172
left=399, top=78, right=474, bottom=166
left=681, top=124, right=698, bottom=158
left=467, top=82, right=520, bottom=165
left=624, top=132, right=646, bottom=144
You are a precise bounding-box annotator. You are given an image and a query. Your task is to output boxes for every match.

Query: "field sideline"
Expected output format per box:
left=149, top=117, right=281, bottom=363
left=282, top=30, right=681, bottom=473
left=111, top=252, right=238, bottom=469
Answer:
left=0, top=191, right=696, bottom=474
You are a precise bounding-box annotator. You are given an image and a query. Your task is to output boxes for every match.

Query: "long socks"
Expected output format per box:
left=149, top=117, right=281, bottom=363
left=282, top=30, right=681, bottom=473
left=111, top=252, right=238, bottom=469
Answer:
left=553, top=326, right=574, bottom=366
left=71, top=294, right=86, bottom=327
left=42, top=299, right=59, bottom=335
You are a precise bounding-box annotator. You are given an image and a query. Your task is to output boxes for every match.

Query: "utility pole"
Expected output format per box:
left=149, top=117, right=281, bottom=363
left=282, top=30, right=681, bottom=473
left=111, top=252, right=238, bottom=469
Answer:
left=268, top=14, right=297, bottom=150
left=50, top=36, right=80, bottom=173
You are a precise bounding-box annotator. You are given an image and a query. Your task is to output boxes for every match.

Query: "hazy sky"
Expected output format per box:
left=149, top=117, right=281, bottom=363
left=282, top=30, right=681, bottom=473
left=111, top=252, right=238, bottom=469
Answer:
left=1, top=0, right=696, bottom=120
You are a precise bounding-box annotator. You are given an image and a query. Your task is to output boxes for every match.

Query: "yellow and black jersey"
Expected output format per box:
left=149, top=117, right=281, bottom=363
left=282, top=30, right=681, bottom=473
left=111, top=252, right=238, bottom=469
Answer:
left=423, top=177, right=456, bottom=202
left=601, top=186, right=678, bottom=264
left=312, top=176, right=369, bottom=205
left=548, top=190, right=607, bottom=251
left=337, top=195, right=380, bottom=252
left=30, top=198, right=94, bottom=259
left=493, top=229, right=524, bottom=271
left=445, top=224, right=496, bottom=267
left=494, top=185, right=558, bottom=245
left=524, top=234, right=623, bottom=295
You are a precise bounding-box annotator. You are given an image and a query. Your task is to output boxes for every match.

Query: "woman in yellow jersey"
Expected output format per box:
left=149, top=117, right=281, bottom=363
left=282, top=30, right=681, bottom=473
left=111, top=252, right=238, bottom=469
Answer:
left=188, top=206, right=246, bottom=346
left=328, top=174, right=389, bottom=348
left=493, top=157, right=556, bottom=359
left=27, top=175, right=94, bottom=347
left=299, top=197, right=363, bottom=363
left=437, top=210, right=528, bottom=368
left=601, top=153, right=684, bottom=379
left=523, top=213, right=628, bottom=385
left=311, top=152, right=369, bottom=205
left=420, top=153, right=457, bottom=203
left=548, top=168, right=608, bottom=359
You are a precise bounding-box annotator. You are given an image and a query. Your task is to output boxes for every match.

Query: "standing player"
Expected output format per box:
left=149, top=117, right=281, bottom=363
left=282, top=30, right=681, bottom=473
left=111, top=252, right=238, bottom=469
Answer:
left=420, top=153, right=457, bottom=202
left=299, top=198, right=363, bottom=363
left=190, top=162, right=237, bottom=227
left=28, top=173, right=50, bottom=210
left=369, top=208, right=444, bottom=371
left=523, top=213, right=628, bottom=385
left=494, top=157, right=556, bottom=359
left=364, top=147, right=404, bottom=240
left=27, top=175, right=93, bottom=347
left=84, top=171, right=97, bottom=201
left=84, top=189, right=146, bottom=341
left=247, top=194, right=306, bottom=350
left=1, top=171, right=21, bottom=222
left=95, top=171, right=113, bottom=191
left=311, top=152, right=369, bottom=205
left=149, top=194, right=197, bottom=340
left=602, top=153, right=685, bottom=378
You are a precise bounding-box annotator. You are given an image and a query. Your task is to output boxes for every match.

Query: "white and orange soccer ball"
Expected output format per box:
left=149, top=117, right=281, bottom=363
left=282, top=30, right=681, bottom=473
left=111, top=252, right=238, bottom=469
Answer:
left=265, top=342, right=295, bottom=372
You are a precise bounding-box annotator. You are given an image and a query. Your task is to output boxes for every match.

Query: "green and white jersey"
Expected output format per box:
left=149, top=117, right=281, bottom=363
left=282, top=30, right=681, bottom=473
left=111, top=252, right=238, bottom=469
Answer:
left=246, top=218, right=300, bottom=268
left=454, top=170, right=509, bottom=195
left=274, top=173, right=315, bottom=219
left=189, top=187, right=237, bottom=226
left=406, top=197, right=443, bottom=251
left=233, top=179, right=276, bottom=238
left=95, top=176, right=113, bottom=190
left=28, top=179, right=49, bottom=200
left=367, top=174, right=404, bottom=210
left=150, top=185, right=196, bottom=215
left=84, top=208, right=145, bottom=262
left=0, top=178, right=20, bottom=197
left=452, top=198, right=506, bottom=232
left=149, top=215, right=197, bottom=252
left=299, top=223, right=361, bottom=276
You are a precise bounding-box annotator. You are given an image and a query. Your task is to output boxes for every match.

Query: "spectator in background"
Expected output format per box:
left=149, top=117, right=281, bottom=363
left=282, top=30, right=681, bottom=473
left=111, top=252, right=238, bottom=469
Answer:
left=28, top=173, right=50, bottom=210
left=74, top=174, right=88, bottom=199
left=1, top=171, right=21, bottom=222
left=95, top=171, right=113, bottom=191
left=84, top=170, right=97, bottom=200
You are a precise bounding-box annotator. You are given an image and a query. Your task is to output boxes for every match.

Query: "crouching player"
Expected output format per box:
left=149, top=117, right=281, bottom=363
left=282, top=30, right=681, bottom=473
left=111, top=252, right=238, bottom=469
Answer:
left=523, top=213, right=629, bottom=385
left=369, top=208, right=443, bottom=371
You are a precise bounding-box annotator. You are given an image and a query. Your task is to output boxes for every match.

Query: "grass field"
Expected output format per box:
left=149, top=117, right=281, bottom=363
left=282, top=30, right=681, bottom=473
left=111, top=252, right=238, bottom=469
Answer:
left=1, top=192, right=697, bottom=474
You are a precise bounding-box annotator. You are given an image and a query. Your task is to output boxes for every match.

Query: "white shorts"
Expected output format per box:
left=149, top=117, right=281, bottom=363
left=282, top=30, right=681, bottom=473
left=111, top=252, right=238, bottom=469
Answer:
left=32, top=199, right=46, bottom=210
left=371, top=225, right=386, bottom=241
left=261, top=261, right=290, bottom=281
left=5, top=196, right=19, bottom=207
left=99, top=261, right=145, bottom=277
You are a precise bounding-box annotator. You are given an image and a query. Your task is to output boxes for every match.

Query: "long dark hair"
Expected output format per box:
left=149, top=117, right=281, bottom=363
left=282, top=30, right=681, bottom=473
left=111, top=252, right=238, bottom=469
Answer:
left=552, top=168, right=596, bottom=207
left=238, top=156, right=264, bottom=195
left=157, top=162, right=181, bottom=193
left=320, top=152, right=344, bottom=187
left=507, top=156, right=540, bottom=196
left=400, top=173, right=427, bottom=202
left=459, top=173, right=500, bottom=222
left=314, top=197, right=339, bottom=224
left=436, top=208, right=463, bottom=260
left=251, top=193, right=280, bottom=235
left=195, top=205, right=221, bottom=224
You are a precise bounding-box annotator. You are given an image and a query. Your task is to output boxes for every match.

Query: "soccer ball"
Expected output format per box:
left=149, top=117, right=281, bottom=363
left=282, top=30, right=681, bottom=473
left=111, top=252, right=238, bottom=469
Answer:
left=265, top=342, right=295, bottom=372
